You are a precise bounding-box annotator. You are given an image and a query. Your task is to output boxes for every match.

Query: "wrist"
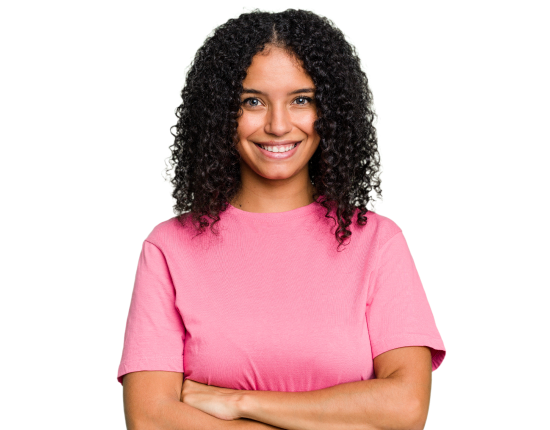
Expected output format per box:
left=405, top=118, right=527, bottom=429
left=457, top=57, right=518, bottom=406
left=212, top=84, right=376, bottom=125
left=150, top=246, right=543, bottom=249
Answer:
left=236, top=391, right=256, bottom=420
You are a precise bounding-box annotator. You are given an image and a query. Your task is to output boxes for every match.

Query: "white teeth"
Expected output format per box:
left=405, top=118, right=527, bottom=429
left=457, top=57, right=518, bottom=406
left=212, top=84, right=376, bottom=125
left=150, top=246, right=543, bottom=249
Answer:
left=259, top=143, right=297, bottom=153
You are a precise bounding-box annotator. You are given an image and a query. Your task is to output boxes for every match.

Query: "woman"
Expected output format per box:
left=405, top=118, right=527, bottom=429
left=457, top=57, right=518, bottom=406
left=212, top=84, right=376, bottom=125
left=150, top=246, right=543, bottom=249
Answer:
left=117, top=9, right=446, bottom=430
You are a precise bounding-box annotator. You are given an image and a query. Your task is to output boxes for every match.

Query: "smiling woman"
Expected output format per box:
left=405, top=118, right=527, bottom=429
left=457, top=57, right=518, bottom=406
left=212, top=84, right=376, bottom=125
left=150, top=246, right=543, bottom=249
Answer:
left=117, top=8, right=446, bottom=430
left=163, top=9, right=386, bottom=242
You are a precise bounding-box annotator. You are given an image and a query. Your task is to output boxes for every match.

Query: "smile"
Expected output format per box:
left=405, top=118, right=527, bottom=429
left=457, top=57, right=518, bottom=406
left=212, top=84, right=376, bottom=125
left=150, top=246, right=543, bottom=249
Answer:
left=253, top=141, right=302, bottom=159
left=257, top=143, right=297, bottom=152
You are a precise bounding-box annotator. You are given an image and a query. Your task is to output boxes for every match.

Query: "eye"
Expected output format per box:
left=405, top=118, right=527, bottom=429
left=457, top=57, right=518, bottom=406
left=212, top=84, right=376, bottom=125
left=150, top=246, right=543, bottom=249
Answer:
left=242, top=97, right=262, bottom=107
left=293, top=96, right=313, bottom=105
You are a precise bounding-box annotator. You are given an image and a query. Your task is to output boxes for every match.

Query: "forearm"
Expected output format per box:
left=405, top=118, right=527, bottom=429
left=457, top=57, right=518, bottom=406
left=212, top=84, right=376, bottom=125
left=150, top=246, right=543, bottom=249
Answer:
left=132, top=398, right=284, bottom=430
left=238, top=377, right=422, bottom=430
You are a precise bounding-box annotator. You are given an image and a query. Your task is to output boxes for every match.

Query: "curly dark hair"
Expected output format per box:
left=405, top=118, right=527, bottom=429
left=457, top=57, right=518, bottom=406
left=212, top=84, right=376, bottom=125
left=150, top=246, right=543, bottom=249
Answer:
left=165, top=8, right=383, bottom=251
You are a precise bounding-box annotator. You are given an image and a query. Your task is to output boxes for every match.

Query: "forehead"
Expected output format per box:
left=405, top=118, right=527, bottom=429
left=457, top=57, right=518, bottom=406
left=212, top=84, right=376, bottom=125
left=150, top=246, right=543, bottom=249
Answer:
left=242, top=47, right=314, bottom=91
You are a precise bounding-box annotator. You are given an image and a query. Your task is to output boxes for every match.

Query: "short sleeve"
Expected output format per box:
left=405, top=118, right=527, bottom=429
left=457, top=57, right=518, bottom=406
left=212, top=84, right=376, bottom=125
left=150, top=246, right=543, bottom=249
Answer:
left=117, top=240, right=185, bottom=385
left=366, top=231, right=446, bottom=371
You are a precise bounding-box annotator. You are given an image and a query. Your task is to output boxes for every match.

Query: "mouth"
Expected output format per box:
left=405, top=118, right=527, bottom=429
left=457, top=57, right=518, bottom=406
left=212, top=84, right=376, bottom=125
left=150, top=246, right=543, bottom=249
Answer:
left=254, top=142, right=300, bottom=153
left=253, top=141, right=302, bottom=159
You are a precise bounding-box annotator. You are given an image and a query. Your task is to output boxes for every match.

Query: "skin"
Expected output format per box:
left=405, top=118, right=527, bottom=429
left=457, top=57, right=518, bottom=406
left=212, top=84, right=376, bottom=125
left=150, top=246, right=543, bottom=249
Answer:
left=229, top=45, right=320, bottom=213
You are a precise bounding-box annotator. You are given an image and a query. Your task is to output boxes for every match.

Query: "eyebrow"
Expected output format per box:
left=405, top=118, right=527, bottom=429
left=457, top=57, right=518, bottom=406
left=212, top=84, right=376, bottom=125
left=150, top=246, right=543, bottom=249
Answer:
left=241, top=87, right=315, bottom=96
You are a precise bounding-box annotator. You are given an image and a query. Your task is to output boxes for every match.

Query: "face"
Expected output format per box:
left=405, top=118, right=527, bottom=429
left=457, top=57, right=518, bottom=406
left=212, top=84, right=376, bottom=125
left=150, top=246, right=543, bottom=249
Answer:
left=235, top=46, right=320, bottom=184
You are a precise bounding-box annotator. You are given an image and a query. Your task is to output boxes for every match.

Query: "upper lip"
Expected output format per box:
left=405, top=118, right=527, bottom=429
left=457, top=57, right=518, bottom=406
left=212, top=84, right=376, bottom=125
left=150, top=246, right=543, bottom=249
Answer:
left=254, top=140, right=301, bottom=146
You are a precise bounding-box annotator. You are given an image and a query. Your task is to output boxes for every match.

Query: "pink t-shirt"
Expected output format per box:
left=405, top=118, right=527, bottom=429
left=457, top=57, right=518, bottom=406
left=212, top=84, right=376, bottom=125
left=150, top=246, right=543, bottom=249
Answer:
left=117, top=200, right=446, bottom=391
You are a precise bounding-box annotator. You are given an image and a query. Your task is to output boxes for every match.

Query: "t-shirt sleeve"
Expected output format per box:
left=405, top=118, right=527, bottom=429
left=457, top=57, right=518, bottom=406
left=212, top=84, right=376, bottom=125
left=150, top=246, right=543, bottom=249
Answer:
left=366, top=230, right=446, bottom=371
left=117, top=240, right=185, bottom=385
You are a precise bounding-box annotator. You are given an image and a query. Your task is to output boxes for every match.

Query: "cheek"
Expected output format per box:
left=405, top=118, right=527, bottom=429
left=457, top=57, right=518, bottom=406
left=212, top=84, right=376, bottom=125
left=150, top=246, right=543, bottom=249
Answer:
left=295, top=111, right=318, bottom=137
left=237, top=113, right=263, bottom=139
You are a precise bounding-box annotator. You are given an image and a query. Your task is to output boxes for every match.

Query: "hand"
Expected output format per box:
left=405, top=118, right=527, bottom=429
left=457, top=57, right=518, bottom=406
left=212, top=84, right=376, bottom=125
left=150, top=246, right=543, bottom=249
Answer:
left=180, top=378, right=244, bottom=421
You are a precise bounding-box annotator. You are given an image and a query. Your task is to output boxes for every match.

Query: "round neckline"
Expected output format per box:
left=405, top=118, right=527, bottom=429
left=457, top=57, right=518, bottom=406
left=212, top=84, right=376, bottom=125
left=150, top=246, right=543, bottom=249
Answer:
left=225, top=196, right=324, bottom=222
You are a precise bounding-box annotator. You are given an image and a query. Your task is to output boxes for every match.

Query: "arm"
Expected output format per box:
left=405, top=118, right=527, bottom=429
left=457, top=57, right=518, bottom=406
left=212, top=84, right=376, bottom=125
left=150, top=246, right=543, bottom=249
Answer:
left=122, top=371, right=284, bottom=430
left=149, top=400, right=286, bottom=430
left=238, top=346, right=433, bottom=430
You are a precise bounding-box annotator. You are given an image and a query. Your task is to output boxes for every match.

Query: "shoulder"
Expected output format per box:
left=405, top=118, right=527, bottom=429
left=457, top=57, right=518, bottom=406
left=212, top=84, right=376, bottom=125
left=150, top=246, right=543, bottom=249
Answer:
left=144, top=217, right=182, bottom=247
left=362, top=210, right=403, bottom=243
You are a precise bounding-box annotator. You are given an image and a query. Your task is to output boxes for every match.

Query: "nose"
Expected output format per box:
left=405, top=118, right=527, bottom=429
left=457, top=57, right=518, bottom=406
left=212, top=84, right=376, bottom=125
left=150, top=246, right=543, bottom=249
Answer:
left=264, top=103, right=292, bottom=136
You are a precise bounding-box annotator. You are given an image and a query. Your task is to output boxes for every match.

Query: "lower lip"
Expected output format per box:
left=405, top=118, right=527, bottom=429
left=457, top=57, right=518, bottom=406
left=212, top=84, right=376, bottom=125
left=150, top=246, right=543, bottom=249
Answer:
left=254, top=142, right=302, bottom=159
